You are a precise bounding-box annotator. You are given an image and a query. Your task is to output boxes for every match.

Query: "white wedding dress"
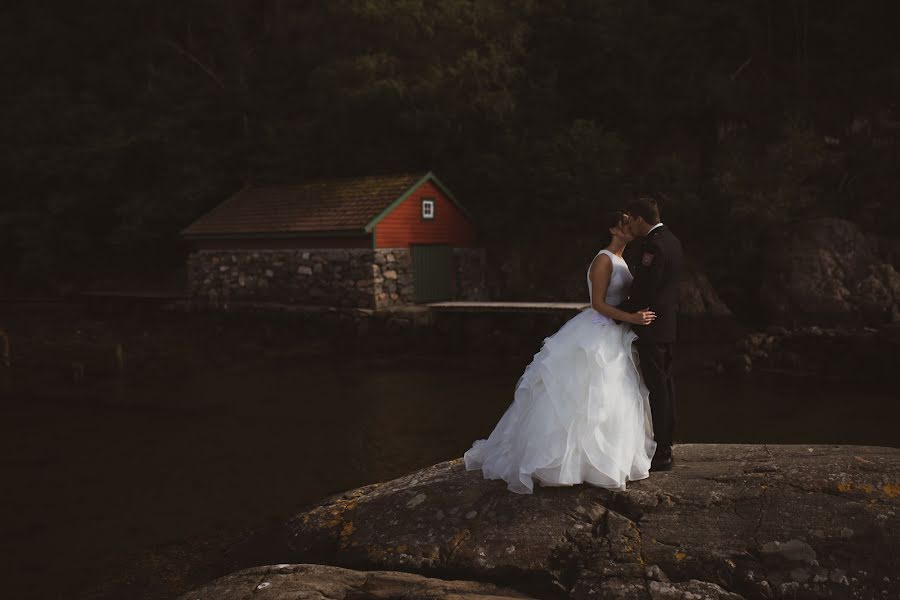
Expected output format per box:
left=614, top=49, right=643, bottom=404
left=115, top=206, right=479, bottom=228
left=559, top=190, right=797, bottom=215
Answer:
left=464, top=249, right=657, bottom=494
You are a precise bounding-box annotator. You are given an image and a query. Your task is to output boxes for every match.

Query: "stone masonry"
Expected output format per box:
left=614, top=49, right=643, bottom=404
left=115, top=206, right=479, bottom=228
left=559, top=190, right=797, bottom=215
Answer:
left=187, top=247, right=487, bottom=309
left=188, top=249, right=377, bottom=308
left=373, top=249, right=415, bottom=308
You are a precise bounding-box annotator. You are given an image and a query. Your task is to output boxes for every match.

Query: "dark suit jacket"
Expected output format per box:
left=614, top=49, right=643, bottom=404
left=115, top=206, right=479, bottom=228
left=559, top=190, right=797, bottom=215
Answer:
left=619, top=224, right=684, bottom=344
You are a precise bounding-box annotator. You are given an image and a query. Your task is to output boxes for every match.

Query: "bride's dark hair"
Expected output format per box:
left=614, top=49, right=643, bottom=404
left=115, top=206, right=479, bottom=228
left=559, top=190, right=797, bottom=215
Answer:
left=598, top=211, right=626, bottom=247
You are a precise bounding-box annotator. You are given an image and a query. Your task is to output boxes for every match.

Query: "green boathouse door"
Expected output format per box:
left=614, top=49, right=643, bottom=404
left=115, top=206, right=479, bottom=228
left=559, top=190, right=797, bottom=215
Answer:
left=411, top=244, right=453, bottom=303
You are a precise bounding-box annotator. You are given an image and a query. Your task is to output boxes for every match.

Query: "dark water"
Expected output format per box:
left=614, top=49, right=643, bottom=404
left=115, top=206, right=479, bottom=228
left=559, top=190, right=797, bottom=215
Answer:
left=1, top=350, right=897, bottom=599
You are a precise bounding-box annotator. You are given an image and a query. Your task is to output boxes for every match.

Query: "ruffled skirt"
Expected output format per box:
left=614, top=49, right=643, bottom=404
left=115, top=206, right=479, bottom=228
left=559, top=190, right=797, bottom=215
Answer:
left=464, top=308, right=657, bottom=494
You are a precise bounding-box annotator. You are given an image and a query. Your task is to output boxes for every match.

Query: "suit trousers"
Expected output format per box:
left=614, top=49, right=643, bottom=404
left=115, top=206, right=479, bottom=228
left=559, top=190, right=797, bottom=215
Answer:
left=635, top=342, right=676, bottom=457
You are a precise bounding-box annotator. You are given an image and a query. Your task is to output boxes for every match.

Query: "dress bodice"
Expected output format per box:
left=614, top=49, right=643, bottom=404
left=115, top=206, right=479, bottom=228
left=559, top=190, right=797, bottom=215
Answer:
left=587, top=249, right=633, bottom=306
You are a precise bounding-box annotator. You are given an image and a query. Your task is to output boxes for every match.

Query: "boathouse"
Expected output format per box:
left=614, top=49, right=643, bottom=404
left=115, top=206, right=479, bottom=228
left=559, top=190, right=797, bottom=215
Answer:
left=181, top=172, right=486, bottom=309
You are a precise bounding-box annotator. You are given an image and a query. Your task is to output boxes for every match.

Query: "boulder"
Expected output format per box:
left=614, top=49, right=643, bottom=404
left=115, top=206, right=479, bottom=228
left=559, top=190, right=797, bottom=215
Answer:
left=212, top=443, right=900, bottom=600
left=677, top=266, right=740, bottom=342
left=760, top=218, right=900, bottom=325
left=176, top=563, right=532, bottom=600
left=678, top=268, right=732, bottom=319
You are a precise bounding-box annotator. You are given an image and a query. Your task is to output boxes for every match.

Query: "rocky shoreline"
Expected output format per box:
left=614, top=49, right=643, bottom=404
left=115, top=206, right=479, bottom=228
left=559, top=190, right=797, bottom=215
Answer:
left=3, top=218, right=897, bottom=386
left=713, top=323, right=900, bottom=378
left=181, top=444, right=900, bottom=600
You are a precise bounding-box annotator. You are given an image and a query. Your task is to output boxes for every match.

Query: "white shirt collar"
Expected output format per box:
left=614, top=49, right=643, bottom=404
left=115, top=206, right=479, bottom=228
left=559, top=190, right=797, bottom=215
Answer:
left=647, top=222, right=664, bottom=235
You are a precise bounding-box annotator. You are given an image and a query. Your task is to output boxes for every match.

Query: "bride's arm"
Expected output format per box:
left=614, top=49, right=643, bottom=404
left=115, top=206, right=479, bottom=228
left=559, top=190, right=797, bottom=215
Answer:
left=589, top=254, right=655, bottom=325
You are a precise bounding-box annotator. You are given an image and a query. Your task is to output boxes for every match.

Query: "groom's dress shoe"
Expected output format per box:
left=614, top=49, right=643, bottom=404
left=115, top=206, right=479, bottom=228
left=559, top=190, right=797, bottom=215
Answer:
left=650, top=455, right=674, bottom=472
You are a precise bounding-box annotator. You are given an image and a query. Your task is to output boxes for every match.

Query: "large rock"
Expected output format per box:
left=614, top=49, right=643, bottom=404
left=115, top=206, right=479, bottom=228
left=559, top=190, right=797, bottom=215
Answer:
left=678, top=268, right=732, bottom=319
left=760, top=218, right=900, bottom=325
left=228, top=444, right=900, bottom=600
left=176, top=563, right=532, bottom=600
left=677, top=266, right=739, bottom=342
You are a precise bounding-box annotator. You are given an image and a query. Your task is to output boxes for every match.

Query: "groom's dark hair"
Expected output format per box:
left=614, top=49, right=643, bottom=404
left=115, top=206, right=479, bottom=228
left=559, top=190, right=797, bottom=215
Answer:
left=625, top=196, right=660, bottom=225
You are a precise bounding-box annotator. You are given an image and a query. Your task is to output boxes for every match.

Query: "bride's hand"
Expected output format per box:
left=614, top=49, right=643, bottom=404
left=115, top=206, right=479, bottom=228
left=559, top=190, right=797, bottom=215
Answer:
left=630, top=308, right=656, bottom=326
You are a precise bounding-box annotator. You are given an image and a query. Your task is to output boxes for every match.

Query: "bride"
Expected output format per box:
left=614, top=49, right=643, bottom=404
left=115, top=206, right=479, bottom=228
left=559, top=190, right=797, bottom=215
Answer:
left=464, top=212, right=658, bottom=494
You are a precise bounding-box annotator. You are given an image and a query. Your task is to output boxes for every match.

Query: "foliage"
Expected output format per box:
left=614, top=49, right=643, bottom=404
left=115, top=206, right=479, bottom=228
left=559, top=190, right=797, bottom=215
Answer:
left=2, top=0, right=899, bottom=305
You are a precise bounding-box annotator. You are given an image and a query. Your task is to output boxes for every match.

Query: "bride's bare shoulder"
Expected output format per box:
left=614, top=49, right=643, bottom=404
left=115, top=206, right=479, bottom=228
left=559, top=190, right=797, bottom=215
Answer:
left=589, top=251, right=613, bottom=275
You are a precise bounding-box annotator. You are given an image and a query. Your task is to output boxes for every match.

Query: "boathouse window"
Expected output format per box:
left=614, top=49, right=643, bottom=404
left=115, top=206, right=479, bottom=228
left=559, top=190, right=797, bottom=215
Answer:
left=421, top=198, right=434, bottom=220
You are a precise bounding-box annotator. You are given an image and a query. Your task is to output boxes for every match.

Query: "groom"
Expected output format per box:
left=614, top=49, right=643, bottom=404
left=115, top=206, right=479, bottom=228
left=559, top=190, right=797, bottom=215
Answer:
left=619, top=197, right=684, bottom=471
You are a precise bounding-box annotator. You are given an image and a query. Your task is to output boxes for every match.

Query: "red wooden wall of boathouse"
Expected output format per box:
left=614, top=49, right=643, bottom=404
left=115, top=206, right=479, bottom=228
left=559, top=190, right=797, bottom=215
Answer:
left=374, top=181, right=476, bottom=249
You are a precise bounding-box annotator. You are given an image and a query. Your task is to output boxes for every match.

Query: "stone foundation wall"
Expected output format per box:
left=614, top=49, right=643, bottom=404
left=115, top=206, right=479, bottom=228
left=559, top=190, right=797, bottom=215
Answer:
left=187, top=249, right=377, bottom=308
left=454, top=248, right=488, bottom=300
left=187, top=246, right=488, bottom=309
left=373, top=249, right=415, bottom=309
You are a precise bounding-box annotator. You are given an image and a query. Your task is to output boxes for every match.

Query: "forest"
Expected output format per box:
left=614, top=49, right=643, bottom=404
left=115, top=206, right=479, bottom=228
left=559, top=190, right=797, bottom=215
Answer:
left=3, top=0, right=899, bottom=318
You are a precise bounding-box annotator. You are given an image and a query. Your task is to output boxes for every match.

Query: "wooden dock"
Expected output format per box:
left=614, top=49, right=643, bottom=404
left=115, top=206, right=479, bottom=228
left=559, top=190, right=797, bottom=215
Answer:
left=3, top=294, right=591, bottom=321
left=162, top=300, right=589, bottom=317
left=426, top=301, right=589, bottom=314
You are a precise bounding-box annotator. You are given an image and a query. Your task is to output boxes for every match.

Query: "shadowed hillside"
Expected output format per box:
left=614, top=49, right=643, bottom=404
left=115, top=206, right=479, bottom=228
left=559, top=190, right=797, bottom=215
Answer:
left=2, top=1, right=900, bottom=321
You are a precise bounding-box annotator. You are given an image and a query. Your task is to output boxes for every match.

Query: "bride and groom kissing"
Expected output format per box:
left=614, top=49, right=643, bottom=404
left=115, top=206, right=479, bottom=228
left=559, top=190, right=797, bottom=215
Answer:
left=464, top=197, right=684, bottom=494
